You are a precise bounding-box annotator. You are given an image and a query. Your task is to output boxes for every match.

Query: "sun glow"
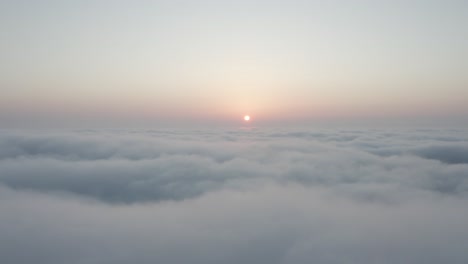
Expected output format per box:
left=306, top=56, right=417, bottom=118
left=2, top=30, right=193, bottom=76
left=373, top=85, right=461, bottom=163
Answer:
left=244, top=115, right=250, bottom=121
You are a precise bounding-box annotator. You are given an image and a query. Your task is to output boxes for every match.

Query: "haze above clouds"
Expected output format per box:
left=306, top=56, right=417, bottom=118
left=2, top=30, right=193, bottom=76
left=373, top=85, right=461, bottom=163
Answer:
left=1, top=0, right=467, bottom=126
left=1, top=128, right=468, bottom=264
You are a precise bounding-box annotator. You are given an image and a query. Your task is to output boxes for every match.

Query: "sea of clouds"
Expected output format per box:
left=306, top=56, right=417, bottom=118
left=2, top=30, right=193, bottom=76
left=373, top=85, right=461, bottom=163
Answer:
left=1, top=127, right=468, bottom=264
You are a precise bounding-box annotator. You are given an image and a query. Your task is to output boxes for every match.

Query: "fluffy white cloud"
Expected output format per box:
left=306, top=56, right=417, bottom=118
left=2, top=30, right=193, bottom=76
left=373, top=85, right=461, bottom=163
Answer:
left=1, top=128, right=468, bottom=263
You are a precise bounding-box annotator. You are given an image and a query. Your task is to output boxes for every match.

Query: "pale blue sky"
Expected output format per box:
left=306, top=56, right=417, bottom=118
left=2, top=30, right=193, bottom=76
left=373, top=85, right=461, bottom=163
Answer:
left=0, top=0, right=467, bottom=127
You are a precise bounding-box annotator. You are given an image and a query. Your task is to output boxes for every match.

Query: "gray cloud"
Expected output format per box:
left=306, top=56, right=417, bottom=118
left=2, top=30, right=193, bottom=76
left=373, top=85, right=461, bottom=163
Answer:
left=1, top=129, right=468, bottom=203
left=1, top=128, right=468, bottom=264
left=412, top=145, right=468, bottom=164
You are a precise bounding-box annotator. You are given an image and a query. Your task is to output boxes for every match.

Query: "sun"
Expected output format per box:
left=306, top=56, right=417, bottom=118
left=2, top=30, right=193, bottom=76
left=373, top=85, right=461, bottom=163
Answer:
left=244, top=115, right=250, bottom=121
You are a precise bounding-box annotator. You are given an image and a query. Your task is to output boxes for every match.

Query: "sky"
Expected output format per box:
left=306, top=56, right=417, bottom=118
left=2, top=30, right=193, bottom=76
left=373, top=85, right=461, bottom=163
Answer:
left=0, top=0, right=467, bottom=127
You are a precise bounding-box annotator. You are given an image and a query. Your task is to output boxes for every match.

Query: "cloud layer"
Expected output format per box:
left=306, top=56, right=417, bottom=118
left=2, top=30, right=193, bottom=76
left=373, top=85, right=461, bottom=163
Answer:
left=1, top=127, right=468, bottom=264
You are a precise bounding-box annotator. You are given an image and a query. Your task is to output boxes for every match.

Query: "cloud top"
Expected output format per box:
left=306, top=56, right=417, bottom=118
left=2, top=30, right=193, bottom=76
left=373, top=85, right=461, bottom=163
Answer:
left=1, top=128, right=468, bottom=264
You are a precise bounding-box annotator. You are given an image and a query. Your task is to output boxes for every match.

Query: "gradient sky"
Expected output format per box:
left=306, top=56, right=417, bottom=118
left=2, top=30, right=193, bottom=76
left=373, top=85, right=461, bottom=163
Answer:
left=1, top=0, right=467, bottom=127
